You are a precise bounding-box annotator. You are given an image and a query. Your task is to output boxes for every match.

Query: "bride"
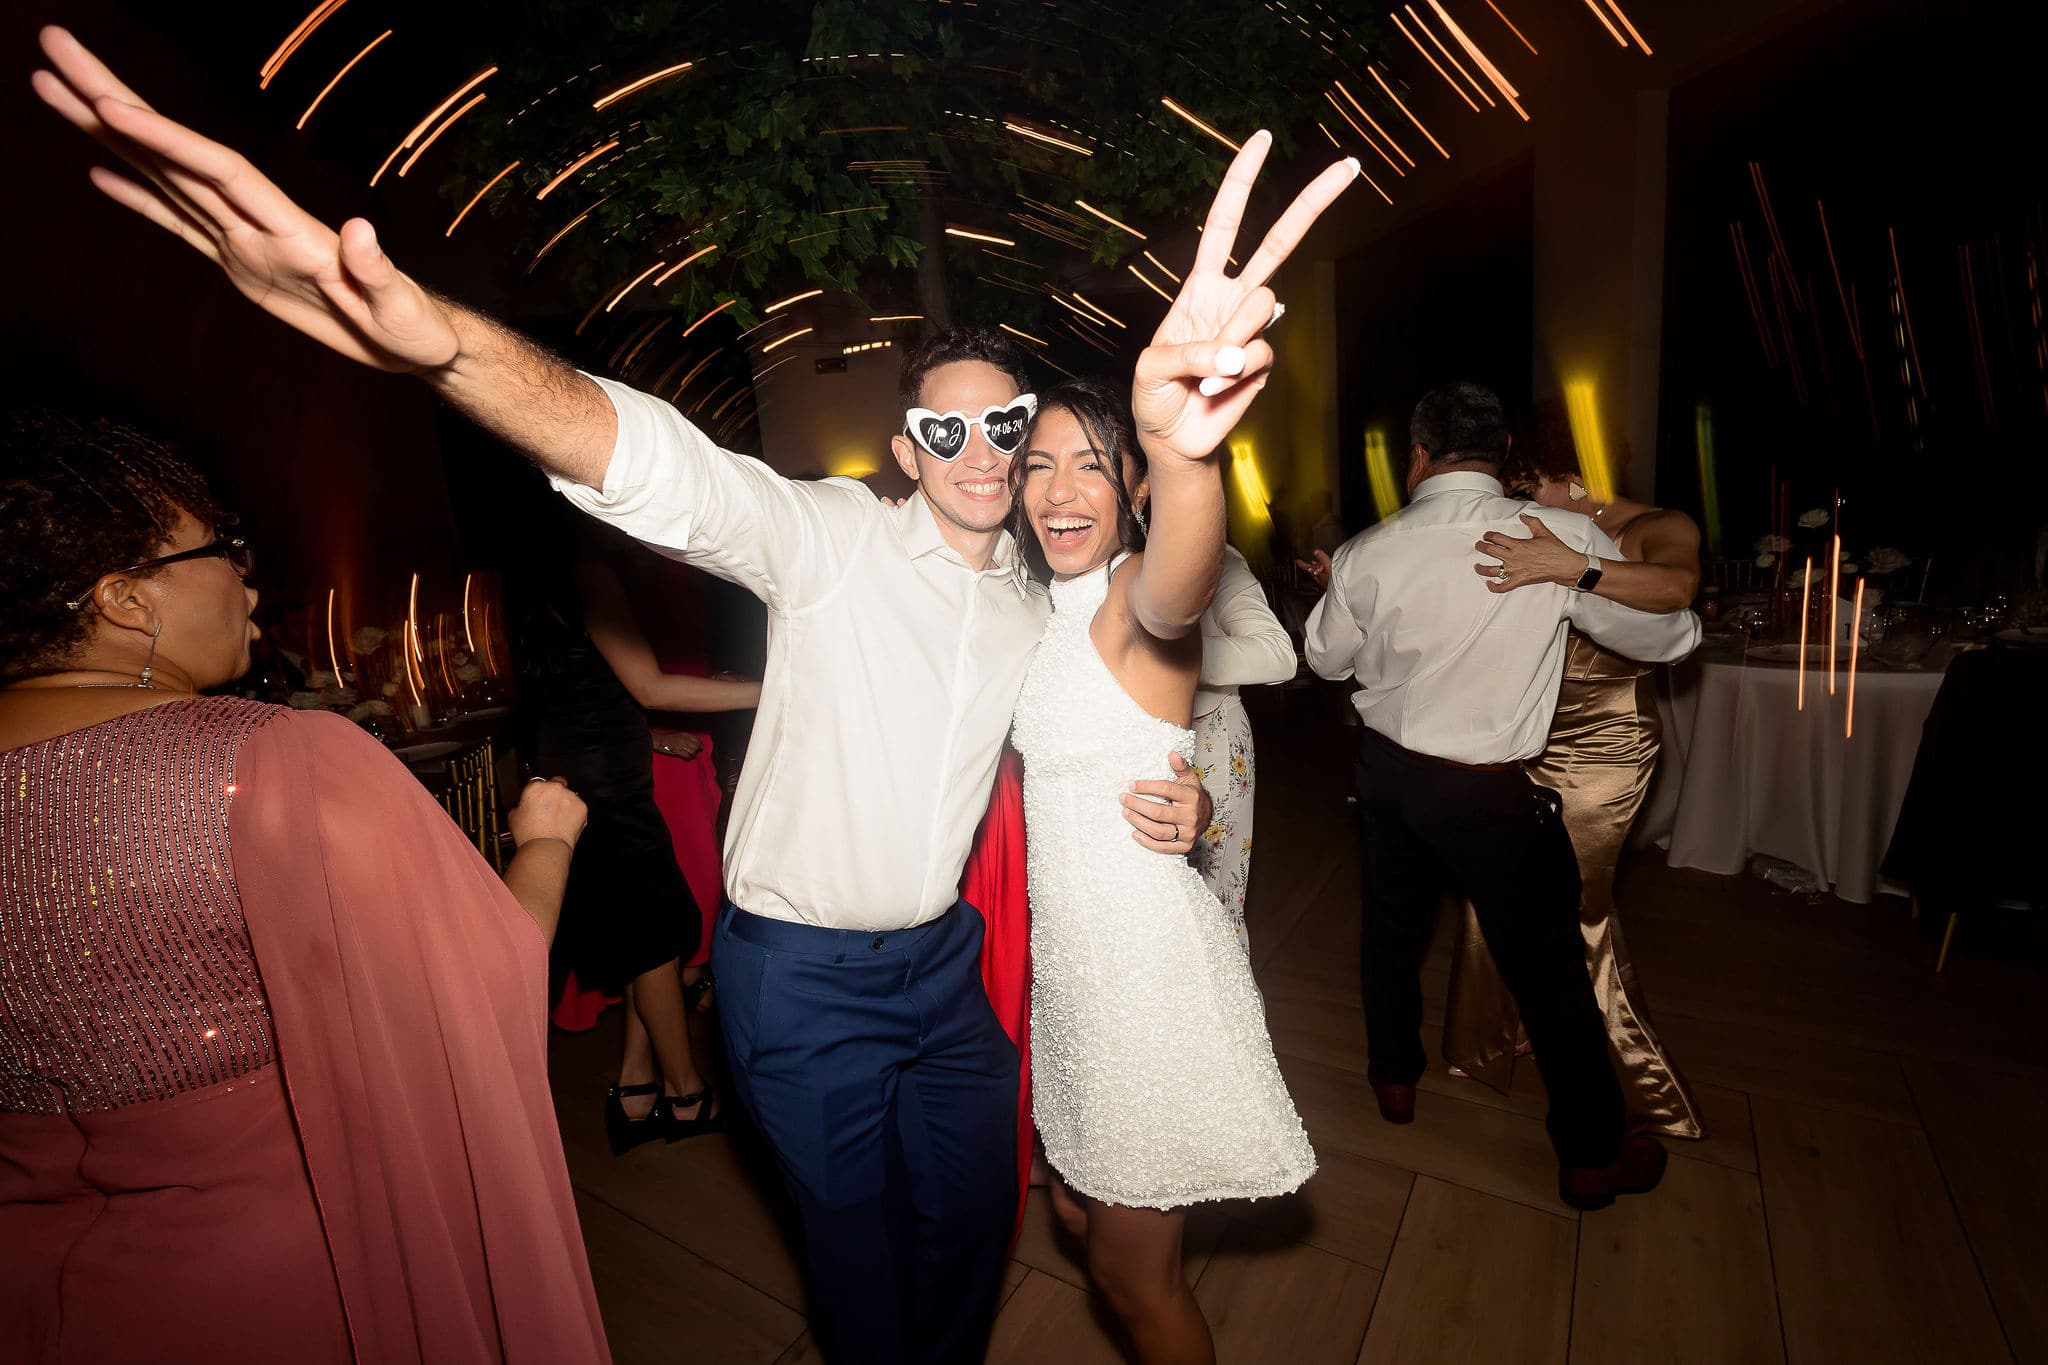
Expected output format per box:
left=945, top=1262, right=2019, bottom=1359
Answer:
left=1009, top=132, right=1355, bottom=1365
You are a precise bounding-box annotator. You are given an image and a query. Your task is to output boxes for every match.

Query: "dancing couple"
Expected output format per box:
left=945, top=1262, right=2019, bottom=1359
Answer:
left=24, top=25, right=1353, bottom=1365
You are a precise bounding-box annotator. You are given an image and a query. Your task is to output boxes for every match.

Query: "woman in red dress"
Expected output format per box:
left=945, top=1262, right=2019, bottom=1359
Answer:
left=0, top=414, right=610, bottom=1364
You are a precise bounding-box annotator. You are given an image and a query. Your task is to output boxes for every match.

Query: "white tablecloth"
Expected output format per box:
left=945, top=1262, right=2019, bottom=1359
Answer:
left=1636, top=653, right=1944, bottom=903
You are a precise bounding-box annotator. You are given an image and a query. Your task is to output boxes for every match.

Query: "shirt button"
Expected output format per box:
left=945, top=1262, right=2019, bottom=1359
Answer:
left=871, top=935, right=886, bottom=951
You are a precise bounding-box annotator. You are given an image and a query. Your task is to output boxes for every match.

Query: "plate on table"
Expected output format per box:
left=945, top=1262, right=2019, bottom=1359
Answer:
left=1746, top=643, right=1832, bottom=663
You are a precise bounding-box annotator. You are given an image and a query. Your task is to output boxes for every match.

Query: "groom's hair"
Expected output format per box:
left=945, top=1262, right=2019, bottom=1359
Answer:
left=1410, top=382, right=1511, bottom=468
left=897, top=327, right=1036, bottom=410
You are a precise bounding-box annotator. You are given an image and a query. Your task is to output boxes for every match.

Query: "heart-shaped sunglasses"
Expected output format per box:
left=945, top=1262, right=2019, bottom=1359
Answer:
left=903, top=394, right=1038, bottom=461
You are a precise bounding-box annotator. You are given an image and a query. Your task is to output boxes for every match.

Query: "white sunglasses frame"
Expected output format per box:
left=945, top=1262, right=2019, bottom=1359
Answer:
left=902, top=394, right=1039, bottom=461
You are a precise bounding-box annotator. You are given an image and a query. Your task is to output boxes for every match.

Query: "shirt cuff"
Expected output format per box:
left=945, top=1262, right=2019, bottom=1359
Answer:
left=547, top=373, right=650, bottom=514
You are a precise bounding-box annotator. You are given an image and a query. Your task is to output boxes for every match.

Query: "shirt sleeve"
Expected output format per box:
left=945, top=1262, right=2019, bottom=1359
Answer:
left=1305, top=543, right=1367, bottom=681
left=548, top=375, right=869, bottom=611
left=1560, top=520, right=1703, bottom=663
left=1199, top=550, right=1297, bottom=688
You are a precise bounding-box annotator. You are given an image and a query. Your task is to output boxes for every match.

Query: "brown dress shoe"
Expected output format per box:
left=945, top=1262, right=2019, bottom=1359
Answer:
left=1560, top=1134, right=1668, bottom=1211
left=1367, top=1070, right=1416, bottom=1125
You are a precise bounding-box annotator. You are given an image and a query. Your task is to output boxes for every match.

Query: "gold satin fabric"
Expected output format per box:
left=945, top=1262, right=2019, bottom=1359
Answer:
left=1442, top=632, right=1704, bottom=1139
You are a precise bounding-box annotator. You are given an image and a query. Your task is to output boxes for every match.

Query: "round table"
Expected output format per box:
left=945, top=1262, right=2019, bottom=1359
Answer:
left=1636, top=647, right=1947, bottom=904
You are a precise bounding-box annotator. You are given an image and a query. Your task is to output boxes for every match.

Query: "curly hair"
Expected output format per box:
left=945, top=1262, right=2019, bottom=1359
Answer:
left=896, top=326, right=1036, bottom=409
left=0, top=411, right=220, bottom=683
left=1006, top=379, right=1148, bottom=585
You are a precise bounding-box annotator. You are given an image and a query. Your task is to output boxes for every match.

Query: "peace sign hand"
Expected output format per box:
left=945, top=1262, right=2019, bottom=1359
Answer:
left=1132, top=131, right=1359, bottom=466
left=31, top=26, right=460, bottom=374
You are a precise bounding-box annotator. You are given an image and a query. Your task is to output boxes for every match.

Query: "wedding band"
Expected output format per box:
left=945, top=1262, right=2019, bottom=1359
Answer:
left=1495, top=569, right=1508, bottom=582
left=526, top=776, right=547, bottom=784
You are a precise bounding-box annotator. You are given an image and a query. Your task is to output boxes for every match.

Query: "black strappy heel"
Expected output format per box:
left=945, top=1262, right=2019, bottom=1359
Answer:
left=660, top=1088, right=723, bottom=1141
left=605, top=1081, right=666, bottom=1156
left=682, top=973, right=716, bottom=1013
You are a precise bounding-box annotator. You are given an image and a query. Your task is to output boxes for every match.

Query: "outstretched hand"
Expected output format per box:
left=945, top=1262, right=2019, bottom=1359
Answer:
left=1474, top=514, right=1582, bottom=593
left=1131, top=132, right=1358, bottom=466
left=32, top=26, right=459, bottom=373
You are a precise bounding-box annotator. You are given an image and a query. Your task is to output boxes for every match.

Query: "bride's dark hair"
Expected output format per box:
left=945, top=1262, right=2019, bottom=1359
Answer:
left=1006, top=379, right=1149, bottom=586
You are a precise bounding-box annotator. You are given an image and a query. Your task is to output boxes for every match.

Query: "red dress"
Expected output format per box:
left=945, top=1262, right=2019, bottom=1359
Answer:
left=0, top=698, right=608, bottom=1364
left=958, top=746, right=1031, bottom=1242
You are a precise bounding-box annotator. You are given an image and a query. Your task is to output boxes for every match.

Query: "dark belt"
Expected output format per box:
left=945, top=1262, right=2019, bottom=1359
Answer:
left=1360, top=723, right=1522, bottom=774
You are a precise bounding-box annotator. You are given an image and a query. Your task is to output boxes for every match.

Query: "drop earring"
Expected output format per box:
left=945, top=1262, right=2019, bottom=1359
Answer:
left=1568, top=480, right=1587, bottom=503
left=138, top=620, right=164, bottom=689
left=1133, top=502, right=1149, bottom=533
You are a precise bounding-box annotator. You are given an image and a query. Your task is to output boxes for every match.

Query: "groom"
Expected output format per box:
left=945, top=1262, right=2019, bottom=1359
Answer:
left=27, top=29, right=1217, bottom=1363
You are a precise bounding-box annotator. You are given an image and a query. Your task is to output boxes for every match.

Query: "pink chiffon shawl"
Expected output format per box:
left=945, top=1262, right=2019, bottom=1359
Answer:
left=229, top=710, right=609, bottom=1365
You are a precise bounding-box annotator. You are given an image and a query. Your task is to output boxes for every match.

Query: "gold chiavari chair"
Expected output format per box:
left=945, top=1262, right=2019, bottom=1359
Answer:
left=1706, top=557, right=1759, bottom=593
left=440, top=739, right=505, bottom=871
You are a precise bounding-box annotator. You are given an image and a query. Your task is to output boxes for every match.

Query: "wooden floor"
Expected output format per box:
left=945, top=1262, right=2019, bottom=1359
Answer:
left=547, top=688, right=2046, bottom=1364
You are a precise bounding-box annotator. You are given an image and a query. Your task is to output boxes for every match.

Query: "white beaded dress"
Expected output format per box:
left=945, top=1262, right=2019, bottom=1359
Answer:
left=1012, top=559, right=1315, bottom=1209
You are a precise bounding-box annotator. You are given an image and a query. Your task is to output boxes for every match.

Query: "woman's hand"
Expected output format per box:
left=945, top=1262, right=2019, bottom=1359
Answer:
left=654, top=732, right=704, bottom=760
left=1295, top=549, right=1333, bottom=592
left=1474, top=514, right=1584, bottom=593
left=509, top=777, right=589, bottom=849
left=1120, top=751, right=1213, bottom=855
left=1131, top=133, right=1358, bottom=468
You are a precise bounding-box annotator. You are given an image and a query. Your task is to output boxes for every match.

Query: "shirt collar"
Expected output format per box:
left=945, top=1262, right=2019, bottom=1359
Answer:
left=1411, top=470, right=1505, bottom=500
left=894, top=490, right=1022, bottom=576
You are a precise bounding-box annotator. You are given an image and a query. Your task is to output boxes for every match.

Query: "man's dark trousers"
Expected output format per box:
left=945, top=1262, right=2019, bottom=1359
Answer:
left=714, top=899, right=1018, bottom=1365
left=1351, top=732, right=1624, bottom=1170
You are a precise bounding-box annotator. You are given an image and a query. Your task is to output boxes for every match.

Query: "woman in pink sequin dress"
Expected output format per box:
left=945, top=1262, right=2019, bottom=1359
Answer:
left=0, top=415, right=610, bottom=1365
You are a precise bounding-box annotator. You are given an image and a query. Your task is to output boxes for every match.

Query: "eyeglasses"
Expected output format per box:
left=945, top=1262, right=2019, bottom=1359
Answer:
left=66, top=527, right=254, bottom=611
left=904, top=394, right=1037, bottom=461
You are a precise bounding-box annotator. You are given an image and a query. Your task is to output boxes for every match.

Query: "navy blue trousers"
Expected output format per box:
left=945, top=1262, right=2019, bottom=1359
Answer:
left=713, top=901, right=1019, bottom=1365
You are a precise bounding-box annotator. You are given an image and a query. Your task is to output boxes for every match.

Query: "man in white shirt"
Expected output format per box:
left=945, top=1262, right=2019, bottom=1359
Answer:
left=27, top=36, right=1213, bottom=1362
left=1304, top=382, right=1699, bottom=1211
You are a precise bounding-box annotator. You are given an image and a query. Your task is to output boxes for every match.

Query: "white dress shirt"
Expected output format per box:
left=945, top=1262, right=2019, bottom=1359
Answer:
left=1305, top=471, right=1700, bottom=765
left=1193, top=546, right=1297, bottom=718
left=553, top=378, right=1048, bottom=930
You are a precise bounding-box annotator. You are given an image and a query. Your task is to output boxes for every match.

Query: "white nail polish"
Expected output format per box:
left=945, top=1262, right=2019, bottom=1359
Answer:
left=1216, top=345, right=1246, bottom=375
left=1346, top=157, right=1362, bottom=177
left=1199, top=376, right=1231, bottom=397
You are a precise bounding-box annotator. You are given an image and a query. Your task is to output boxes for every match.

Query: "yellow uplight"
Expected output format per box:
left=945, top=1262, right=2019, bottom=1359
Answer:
left=1365, top=427, right=1404, bottom=522
left=1562, top=380, right=1617, bottom=505
left=1227, top=441, right=1275, bottom=551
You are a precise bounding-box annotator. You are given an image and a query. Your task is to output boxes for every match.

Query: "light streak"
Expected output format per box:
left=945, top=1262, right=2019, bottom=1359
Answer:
left=1889, top=226, right=1928, bottom=400
left=1127, top=264, right=1175, bottom=302
left=606, top=260, right=668, bottom=312
left=1071, top=293, right=1127, bottom=328
left=592, top=60, right=694, bottom=111
left=1142, top=250, right=1183, bottom=285
left=762, top=326, right=813, bottom=352
left=461, top=573, right=476, bottom=654
left=1579, top=0, right=1627, bottom=45
left=325, top=587, right=343, bottom=680
left=1405, top=5, right=1495, bottom=107
left=1796, top=555, right=1811, bottom=711
left=1073, top=200, right=1148, bottom=240
left=999, top=323, right=1047, bottom=346
left=372, top=67, right=498, bottom=185
left=1365, top=428, right=1403, bottom=521
left=1846, top=577, right=1865, bottom=738
left=1484, top=0, right=1539, bottom=55
left=869, top=314, right=924, bottom=322
left=1426, top=0, right=1528, bottom=119
left=1324, top=91, right=1404, bottom=176
left=671, top=350, right=719, bottom=398
left=435, top=614, right=457, bottom=694
left=398, top=92, right=485, bottom=178
left=945, top=225, right=1017, bottom=246
left=1061, top=320, right=1116, bottom=356
left=683, top=299, right=738, bottom=336
left=536, top=139, right=621, bottom=200
left=298, top=29, right=390, bottom=130
left=446, top=160, right=519, bottom=236
left=526, top=209, right=593, bottom=274
left=1601, top=0, right=1653, bottom=54
left=1335, top=79, right=1414, bottom=165
left=751, top=355, right=800, bottom=384
left=408, top=572, right=424, bottom=662
left=1159, top=96, right=1242, bottom=152
left=652, top=245, right=718, bottom=287
left=1389, top=11, right=1480, bottom=111
left=766, top=288, right=824, bottom=313
left=1318, top=120, right=1344, bottom=149
left=1370, top=67, right=1449, bottom=158
left=1693, top=403, right=1721, bottom=555
left=1562, top=380, right=1615, bottom=503
left=261, top=0, right=348, bottom=90
left=1828, top=531, right=1840, bottom=693
left=1004, top=121, right=1094, bottom=155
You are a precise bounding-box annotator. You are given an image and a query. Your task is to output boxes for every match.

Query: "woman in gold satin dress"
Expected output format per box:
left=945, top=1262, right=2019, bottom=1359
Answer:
left=1442, top=448, right=1705, bottom=1140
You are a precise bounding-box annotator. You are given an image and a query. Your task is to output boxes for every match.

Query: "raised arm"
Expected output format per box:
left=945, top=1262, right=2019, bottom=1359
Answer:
left=1304, top=544, right=1367, bottom=679
left=1562, top=524, right=1702, bottom=664
left=574, top=561, right=762, bottom=713
left=1123, top=132, right=1359, bottom=638
left=32, top=27, right=615, bottom=486
left=1200, top=550, right=1296, bottom=687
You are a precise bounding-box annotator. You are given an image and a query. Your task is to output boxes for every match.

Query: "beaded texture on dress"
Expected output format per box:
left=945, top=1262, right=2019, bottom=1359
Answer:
left=0, top=697, right=278, bottom=1114
left=1012, top=561, right=1313, bottom=1208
